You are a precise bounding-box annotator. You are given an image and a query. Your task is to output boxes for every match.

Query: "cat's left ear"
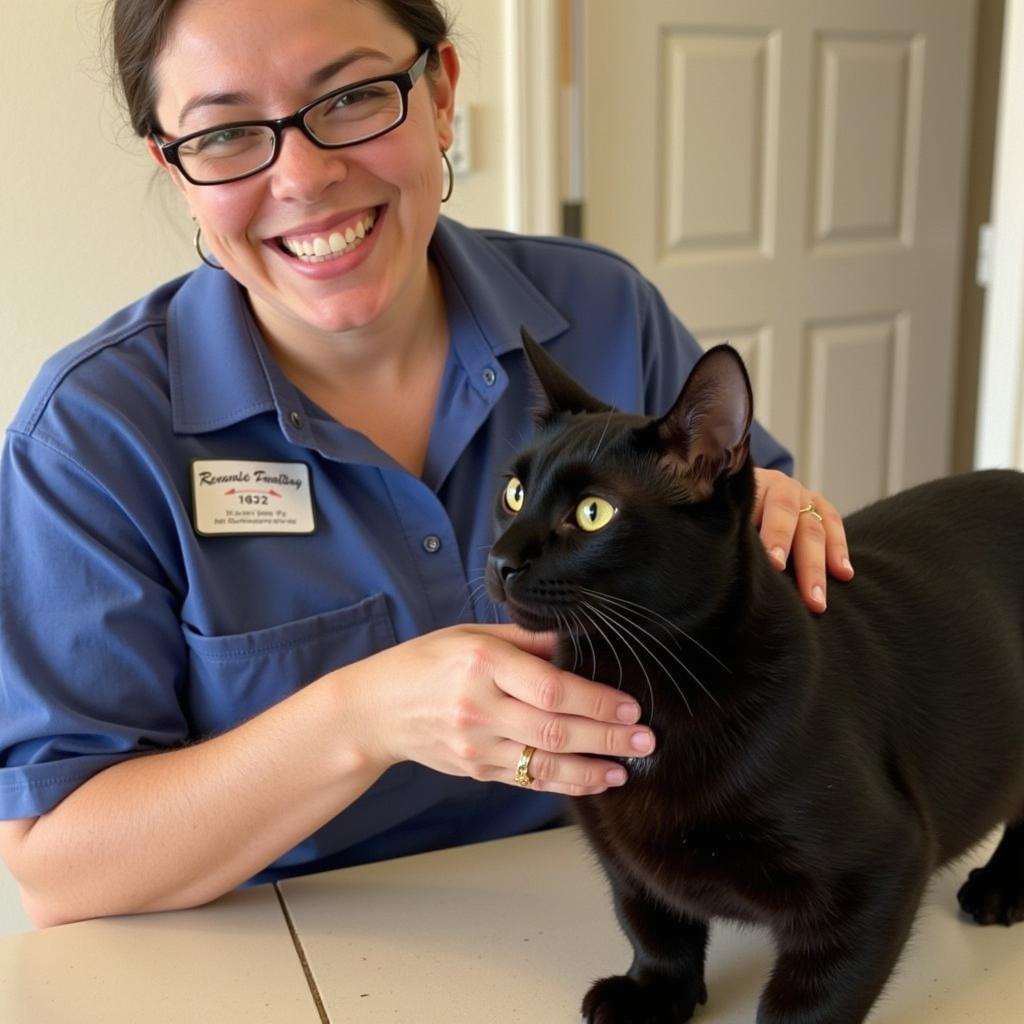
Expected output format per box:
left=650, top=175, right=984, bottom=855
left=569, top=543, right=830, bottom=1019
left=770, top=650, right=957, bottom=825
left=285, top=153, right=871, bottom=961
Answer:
left=654, top=345, right=753, bottom=492
left=520, top=326, right=613, bottom=425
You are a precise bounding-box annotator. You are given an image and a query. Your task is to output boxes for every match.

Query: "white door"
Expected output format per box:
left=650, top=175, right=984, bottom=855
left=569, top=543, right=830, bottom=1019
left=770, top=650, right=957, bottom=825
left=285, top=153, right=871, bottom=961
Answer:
left=582, top=0, right=976, bottom=513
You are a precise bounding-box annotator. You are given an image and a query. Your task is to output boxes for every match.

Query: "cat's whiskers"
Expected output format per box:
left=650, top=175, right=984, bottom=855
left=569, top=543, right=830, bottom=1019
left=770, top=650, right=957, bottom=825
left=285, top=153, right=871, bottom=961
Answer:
left=585, top=596, right=721, bottom=711
left=576, top=602, right=625, bottom=690
left=457, top=579, right=488, bottom=620
left=556, top=610, right=582, bottom=674
left=582, top=601, right=661, bottom=724
left=460, top=574, right=502, bottom=625
left=590, top=408, right=616, bottom=463
left=585, top=601, right=697, bottom=718
left=567, top=607, right=599, bottom=680
left=578, top=587, right=731, bottom=673
left=501, top=427, right=532, bottom=458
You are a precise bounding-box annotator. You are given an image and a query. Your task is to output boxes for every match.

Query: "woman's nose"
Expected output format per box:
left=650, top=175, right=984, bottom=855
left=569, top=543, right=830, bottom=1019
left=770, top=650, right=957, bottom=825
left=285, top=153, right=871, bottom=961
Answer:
left=269, top=127, right=348, bottom=202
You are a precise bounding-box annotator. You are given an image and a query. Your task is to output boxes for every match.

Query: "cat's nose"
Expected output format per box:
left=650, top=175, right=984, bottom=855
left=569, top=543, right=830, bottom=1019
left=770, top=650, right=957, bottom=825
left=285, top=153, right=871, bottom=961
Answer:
left=486, top=552, right=528, bottom=598
left=500, top=561, right=526, bottom=583
left=491, top=554, right=527, bottom=583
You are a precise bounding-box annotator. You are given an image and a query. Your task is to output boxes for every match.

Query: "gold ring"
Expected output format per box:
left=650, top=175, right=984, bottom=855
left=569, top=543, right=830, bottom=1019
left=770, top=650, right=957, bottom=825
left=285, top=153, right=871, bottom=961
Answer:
left=513, top=745, right=536, bottom=787
left=798, top=502, right=823, bottom=523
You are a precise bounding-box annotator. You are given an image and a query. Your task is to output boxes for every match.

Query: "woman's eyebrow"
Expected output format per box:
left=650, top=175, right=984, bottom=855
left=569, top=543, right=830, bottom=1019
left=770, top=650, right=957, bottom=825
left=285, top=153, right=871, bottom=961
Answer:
left=177, top=47, right=393, bottom=129
left=307, top=46, right=393, bottom=91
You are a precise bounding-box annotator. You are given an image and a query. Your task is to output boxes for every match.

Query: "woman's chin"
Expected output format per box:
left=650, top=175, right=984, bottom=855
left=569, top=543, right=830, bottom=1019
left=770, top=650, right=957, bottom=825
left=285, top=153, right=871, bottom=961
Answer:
left=253, top=284, right=391, bottom=339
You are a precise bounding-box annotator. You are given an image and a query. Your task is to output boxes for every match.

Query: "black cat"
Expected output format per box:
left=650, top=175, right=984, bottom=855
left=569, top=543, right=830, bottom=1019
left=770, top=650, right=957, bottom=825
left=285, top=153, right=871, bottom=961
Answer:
left=487, top=331, right=1024, bottom=1024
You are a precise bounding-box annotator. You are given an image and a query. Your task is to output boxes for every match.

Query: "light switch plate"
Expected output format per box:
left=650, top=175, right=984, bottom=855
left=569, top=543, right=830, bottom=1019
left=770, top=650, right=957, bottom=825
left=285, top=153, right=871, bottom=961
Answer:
left=449, top=105, right=471, bottom=175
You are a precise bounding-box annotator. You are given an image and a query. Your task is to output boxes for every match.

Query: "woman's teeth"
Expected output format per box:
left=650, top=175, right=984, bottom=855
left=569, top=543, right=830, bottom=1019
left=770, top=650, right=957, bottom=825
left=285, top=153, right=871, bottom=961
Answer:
left=280, top=212, right=376, bottom=262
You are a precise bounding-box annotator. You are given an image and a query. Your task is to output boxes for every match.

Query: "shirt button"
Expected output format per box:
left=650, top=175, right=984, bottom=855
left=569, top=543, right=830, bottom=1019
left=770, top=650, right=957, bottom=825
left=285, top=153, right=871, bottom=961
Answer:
left=289, top=411, right=302, bottom=428
left=422, top=535, right=442, bottom=554
left=482, top=367, right=497, bottom=386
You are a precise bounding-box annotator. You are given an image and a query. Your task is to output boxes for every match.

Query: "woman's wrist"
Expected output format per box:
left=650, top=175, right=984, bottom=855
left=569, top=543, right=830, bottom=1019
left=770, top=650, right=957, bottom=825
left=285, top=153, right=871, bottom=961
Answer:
left=315, top=654, right=400, bottom=782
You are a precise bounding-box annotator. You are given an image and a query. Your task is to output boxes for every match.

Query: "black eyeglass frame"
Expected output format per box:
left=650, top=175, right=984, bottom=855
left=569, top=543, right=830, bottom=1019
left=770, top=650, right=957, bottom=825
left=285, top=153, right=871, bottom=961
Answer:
left=151, top=49, right=431, bottom=186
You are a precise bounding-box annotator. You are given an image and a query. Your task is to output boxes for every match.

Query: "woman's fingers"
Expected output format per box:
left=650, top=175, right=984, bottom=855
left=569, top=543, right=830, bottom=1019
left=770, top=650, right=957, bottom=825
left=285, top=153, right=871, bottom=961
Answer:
left=485, top=646, right=654, bottom=793
left=493, top=689, right=655, bottom=762
left=468, top=625, right=644, bottom=726
left=492, top=741, right=631, bottom=796
left=752, top=468, right=854, bottom=613
left=789, top=492, right=852, bottom=611
left=447, top=626, right=655, bottom=794
left=753, top=468, right=802, bottom=569
left=368, top=625, right=654, bottom=796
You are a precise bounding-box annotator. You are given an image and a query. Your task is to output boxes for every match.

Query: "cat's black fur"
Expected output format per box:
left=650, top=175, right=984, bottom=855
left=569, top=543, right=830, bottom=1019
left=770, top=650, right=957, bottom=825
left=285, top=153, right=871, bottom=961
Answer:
left=486, top=331, right=1024, bottom=1024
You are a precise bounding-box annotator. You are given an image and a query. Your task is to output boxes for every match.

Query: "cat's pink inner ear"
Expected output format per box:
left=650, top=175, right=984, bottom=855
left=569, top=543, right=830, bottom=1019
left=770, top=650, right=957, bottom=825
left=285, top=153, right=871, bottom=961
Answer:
left=655, top=346, right=753, bottom=485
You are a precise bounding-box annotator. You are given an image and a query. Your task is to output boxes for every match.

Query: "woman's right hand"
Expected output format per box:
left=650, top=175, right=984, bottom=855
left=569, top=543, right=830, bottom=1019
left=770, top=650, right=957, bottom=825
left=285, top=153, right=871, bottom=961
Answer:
left=353, top=624, right=656, bottom=796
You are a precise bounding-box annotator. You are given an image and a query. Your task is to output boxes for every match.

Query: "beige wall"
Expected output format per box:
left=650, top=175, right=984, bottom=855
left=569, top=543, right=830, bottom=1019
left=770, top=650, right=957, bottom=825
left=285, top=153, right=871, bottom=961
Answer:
left=0, top=0, right=513, bottom=937
left=0, top=0, right=512, bottom=433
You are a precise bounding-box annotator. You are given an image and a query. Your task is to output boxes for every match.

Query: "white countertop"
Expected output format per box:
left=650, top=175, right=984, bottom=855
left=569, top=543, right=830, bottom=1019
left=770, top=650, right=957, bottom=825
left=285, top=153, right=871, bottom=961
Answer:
left=2, top=825, right=1020, bottom=1022
left=278, top=825, right=1022, bottom=1023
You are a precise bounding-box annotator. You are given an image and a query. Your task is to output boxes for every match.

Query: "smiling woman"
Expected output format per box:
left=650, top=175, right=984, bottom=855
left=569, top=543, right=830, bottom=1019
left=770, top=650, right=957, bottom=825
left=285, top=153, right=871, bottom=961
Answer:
left=0, top=0, right=848, bottom=932
left=144, top=0, right=457, bottom=349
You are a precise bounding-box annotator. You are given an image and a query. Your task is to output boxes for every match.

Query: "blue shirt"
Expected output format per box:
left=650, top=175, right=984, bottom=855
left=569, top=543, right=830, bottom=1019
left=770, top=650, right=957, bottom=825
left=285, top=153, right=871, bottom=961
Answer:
left=0, top=217, right=791, bottom=882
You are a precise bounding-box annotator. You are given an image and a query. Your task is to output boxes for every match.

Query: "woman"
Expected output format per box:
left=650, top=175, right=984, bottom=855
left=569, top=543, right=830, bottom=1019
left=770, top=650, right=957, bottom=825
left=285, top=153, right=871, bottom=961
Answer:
left=0, top=0, right=852, bottom=928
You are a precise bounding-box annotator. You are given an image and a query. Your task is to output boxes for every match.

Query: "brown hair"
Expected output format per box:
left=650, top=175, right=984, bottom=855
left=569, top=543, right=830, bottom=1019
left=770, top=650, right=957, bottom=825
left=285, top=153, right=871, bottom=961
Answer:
left=105, top=0, right=453, bottom=137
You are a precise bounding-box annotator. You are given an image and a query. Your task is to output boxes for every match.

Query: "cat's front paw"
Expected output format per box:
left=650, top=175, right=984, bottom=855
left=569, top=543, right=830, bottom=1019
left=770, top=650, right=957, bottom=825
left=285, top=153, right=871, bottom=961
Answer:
left=957, top=864, right=1024, bottom=926
left=581, top=973, right=707, bottom=1024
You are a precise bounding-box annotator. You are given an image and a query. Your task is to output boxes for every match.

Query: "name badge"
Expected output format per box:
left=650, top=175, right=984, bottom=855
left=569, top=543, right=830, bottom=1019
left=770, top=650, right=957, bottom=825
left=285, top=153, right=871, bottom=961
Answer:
left=191, top=460, right=316, bottom=536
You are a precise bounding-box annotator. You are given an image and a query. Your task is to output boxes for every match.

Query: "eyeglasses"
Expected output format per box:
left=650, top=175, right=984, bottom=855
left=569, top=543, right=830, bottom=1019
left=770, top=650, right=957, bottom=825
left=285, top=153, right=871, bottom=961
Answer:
left=152, top=50, right=430, bottom=186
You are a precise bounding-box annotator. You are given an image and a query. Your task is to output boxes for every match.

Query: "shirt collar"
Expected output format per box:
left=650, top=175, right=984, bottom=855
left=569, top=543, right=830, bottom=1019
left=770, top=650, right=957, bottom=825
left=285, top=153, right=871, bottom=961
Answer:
left=167, top=265, right=277, bottom=435
left=429, top=216, right=569, bottom=357
left=167, top=216, right=569, bottom=435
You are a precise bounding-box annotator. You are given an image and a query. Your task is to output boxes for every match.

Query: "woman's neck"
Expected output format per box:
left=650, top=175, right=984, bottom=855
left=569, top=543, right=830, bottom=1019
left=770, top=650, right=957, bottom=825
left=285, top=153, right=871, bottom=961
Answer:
left=251, top=258, right=448, bottom=394
left=247, top=260, right=450, bottom=476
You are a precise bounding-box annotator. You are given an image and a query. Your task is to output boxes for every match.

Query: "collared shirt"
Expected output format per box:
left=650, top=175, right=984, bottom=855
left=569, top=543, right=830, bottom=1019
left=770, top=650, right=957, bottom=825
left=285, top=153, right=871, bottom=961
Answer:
left=0, top=217, right=791, bottom=881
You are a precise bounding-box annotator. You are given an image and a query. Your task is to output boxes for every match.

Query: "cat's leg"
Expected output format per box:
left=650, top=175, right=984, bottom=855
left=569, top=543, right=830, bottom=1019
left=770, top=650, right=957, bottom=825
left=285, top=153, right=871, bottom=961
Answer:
left=581, top=874, right=709, bottom=1024
left=957, top=819, right=1024, bottom=926
left=757, top=854, right=929, bottom=1024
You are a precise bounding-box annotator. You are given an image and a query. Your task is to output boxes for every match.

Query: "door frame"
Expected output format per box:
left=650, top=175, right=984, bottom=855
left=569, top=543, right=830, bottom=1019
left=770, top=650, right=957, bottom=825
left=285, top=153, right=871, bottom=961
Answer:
left=505, top=0, right=560, bottom=234
left=975, top=0, right=1024, bottom=468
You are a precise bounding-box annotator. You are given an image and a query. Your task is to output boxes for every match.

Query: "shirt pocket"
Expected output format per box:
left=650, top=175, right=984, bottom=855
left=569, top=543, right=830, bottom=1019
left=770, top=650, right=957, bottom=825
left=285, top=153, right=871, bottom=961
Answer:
left=181, top=593, right=396, bottom=734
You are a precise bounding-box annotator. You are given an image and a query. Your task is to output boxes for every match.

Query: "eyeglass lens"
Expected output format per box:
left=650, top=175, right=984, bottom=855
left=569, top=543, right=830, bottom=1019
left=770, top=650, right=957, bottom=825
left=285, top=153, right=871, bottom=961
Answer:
left=177, top=80, right=405, bottom=183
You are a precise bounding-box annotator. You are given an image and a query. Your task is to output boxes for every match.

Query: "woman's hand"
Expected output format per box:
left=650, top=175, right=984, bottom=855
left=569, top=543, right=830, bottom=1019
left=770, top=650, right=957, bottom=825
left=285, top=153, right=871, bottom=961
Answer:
left=751, top=468, right=854, bottom=613
left=357, top=624, right=654, bottom=796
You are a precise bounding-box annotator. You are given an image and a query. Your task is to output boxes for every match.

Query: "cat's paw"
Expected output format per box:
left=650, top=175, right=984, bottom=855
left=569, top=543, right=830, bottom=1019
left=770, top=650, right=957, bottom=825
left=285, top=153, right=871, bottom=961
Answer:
left=581, top=973, right=707, bottom=1023
left=957, top=864, right=1024, bottom=926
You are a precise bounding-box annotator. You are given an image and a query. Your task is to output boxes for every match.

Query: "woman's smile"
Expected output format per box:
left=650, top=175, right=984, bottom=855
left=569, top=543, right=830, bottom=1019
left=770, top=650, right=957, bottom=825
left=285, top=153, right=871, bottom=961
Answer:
left=274, top=207, right=378, bottom=262
left=265, top=205, right=385, bottom=280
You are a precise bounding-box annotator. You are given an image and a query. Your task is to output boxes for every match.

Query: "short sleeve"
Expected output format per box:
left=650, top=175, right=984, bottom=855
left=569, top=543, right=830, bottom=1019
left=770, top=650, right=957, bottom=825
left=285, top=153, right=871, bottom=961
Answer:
left=637, top=280, right=794, bottom=474
left=0, top=430, right=189, bottom=819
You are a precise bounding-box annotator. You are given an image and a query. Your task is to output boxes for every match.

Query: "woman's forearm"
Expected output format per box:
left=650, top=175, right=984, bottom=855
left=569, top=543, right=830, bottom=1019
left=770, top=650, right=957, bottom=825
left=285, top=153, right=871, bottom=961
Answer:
left=2, top=667, right=385, bottom=928
left=1, top=622, right=651, bottom=929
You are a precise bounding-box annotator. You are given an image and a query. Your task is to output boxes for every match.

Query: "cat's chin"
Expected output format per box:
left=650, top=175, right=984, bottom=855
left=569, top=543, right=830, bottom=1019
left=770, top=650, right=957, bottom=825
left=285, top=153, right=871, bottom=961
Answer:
left=502, top=601, right=560, bottom=634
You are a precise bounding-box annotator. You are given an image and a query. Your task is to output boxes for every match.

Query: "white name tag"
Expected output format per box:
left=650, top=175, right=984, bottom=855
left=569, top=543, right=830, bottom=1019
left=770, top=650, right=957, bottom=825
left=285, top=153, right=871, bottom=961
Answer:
left=191, top=460, right=316, bottom=536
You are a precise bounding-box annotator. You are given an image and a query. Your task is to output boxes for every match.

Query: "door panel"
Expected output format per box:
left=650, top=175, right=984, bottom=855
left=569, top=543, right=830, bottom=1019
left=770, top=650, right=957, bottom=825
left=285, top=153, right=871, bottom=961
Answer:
left=584, top=0, right=976, bottom=513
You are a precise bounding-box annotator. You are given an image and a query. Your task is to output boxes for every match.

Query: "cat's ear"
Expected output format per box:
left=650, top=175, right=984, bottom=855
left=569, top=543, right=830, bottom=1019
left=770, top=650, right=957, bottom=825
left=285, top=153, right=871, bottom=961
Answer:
left=520, top=326, right=612, bottom=425
left=654, top=344, right=753, bottom=494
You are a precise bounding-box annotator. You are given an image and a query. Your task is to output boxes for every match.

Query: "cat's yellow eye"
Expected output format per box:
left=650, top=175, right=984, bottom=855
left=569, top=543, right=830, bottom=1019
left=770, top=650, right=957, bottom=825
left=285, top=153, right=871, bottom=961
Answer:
left=575, top=496, right=616, bottom=532
left=504, top=477, right=525, bottom=513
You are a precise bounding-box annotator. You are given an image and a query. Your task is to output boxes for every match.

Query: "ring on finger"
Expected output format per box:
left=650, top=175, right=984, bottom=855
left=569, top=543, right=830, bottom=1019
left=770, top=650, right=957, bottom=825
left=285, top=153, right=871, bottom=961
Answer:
left=513, top=745, right=537, bottom=787
left=798, top=501, right=823, bottom=523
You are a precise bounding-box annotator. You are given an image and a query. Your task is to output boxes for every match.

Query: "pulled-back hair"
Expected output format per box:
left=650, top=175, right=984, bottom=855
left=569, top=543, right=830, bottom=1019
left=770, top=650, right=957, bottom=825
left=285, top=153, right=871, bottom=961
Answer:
left=105, top=0, right=452, bottom=136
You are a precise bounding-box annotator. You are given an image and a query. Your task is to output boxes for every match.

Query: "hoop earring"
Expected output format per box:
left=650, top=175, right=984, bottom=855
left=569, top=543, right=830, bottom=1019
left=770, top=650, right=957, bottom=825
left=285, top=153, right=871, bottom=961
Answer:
left=193, top=223, right=224, bottom=270
left=441, top=149, right=454, bottom=204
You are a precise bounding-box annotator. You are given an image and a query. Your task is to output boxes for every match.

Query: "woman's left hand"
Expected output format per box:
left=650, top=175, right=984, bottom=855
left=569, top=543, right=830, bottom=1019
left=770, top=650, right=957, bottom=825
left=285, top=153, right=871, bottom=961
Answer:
left=751, top=468, right=854, bottom=613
